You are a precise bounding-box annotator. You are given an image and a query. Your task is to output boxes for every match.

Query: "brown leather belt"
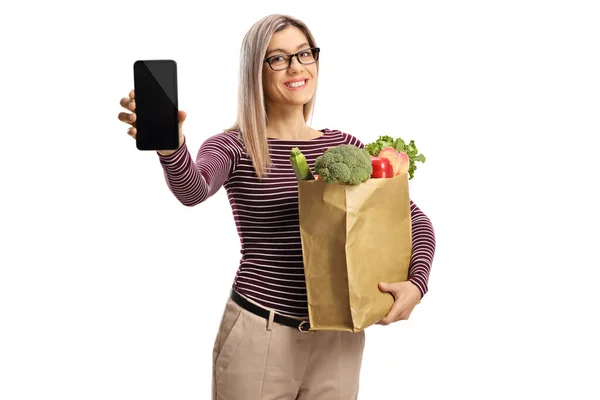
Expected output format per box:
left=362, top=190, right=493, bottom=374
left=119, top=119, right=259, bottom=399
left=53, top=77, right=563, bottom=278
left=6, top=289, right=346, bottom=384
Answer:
left=230, top=289, right=311, bottom=332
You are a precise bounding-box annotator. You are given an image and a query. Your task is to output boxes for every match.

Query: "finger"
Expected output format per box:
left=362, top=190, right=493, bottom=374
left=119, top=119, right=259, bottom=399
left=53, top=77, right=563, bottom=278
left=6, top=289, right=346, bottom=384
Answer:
left=120, top=97, right=135, bottom=111
left=384, top=301, right=404, bottom=324
left=129, top=89, right=135, bottom=100
left=118, top=112, right=136, bottom=125
left=127, top=127, right=137, bottom=138
left=118, top=112, right=129, bottom=123
left=178, top=110, right=186, bottom=138
left=378, top=282, right=397, bottom=300
left=378, top=281, right=390, bottom=292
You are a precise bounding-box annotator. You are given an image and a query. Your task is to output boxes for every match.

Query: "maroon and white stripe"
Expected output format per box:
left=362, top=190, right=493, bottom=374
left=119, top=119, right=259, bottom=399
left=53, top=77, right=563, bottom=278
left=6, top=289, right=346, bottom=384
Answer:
left=159, top=128, right=435, bottom=317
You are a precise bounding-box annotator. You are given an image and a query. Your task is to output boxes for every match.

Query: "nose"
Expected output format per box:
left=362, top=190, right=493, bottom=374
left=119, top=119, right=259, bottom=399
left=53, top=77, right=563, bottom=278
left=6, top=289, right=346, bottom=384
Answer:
left=288, top=55, right=304, bottom=72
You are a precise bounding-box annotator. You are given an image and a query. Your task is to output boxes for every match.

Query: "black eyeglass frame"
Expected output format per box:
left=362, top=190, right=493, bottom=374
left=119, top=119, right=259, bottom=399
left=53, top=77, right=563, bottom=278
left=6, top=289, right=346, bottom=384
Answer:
left=263, top=47, right=320, bottom=71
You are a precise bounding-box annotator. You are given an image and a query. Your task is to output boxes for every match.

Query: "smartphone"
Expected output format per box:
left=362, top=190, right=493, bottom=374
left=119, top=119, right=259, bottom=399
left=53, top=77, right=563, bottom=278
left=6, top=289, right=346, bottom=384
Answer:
left=133, top=60, right=179, bottom=151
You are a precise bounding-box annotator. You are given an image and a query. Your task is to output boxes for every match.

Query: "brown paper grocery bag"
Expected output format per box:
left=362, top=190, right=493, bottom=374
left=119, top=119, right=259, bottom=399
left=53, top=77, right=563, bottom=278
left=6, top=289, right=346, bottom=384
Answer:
left=298, top=174, right=412, bottom=332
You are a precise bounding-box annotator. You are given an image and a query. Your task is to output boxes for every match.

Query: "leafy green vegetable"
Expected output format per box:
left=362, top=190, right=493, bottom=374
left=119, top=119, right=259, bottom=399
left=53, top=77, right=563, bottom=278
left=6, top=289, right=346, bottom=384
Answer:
left=365, top=135, right=427, bottom=180
left=314, top=144, right=372, bottom=185
left=364, top=135, right=394, bottom=157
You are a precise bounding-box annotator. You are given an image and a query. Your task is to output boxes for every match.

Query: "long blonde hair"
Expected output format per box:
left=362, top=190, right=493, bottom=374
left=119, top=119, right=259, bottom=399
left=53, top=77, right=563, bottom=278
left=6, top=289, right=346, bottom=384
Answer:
left=226, top=14, right=319, bottom=178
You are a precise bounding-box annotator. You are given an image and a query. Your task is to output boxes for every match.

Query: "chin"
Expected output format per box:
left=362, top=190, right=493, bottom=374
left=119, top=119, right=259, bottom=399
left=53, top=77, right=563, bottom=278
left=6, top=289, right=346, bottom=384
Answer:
left=289, top=92, right=315, bottom=105
left=269, top=87, right=315, bottom=107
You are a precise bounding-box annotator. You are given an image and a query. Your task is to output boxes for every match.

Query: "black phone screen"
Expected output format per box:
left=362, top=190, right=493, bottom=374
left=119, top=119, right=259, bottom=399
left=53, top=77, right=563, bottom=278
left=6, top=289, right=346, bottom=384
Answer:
left=133, top=60, right=179, bottom=151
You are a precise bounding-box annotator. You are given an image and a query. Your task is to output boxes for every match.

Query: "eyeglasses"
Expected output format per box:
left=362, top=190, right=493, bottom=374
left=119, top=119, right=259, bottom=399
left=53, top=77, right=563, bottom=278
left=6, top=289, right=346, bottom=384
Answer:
left=264, top=47, right=320, bottom=71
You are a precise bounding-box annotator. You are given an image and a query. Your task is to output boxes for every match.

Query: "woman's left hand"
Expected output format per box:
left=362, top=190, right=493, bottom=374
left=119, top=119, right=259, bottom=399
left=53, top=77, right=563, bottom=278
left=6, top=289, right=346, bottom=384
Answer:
left=376, top=281, right=422, bottom=325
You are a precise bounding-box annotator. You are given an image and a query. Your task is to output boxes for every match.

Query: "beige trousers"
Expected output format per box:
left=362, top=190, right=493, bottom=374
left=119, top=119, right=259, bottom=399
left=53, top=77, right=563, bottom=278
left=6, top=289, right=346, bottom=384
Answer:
left=212, top=295, right=365, bottom=400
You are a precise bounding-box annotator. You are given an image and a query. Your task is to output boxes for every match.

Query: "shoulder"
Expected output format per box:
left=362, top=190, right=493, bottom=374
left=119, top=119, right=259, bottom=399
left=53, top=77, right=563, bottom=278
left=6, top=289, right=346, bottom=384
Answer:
left=320, top=128, right=365, bottom=148
left=200, top=129, right=245, bottom=156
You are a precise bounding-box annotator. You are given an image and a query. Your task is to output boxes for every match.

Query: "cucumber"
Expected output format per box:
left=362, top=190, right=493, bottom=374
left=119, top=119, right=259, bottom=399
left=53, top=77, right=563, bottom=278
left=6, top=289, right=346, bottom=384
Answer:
left=290, top=147, right=315, bottom=181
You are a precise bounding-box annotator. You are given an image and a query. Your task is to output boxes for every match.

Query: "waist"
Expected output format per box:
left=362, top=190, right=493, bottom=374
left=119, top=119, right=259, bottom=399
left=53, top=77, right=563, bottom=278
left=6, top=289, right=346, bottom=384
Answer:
left=230, top=288, right=311, bottom=332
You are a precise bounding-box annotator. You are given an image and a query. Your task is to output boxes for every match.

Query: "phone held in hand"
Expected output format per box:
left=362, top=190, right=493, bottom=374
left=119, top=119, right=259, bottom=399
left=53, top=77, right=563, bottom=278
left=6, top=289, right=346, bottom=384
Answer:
left=133, top=59, right=179, bottom=151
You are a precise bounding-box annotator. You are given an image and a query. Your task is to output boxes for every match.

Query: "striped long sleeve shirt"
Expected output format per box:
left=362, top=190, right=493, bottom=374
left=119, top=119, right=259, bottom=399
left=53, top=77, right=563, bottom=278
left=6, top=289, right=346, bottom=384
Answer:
left=158, top=128, right=436, bottom=317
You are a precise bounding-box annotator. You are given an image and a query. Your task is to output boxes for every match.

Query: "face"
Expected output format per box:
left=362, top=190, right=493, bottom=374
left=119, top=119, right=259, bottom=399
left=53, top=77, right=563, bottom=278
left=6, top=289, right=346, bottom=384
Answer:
left=262, top=26, right=318, bottom=109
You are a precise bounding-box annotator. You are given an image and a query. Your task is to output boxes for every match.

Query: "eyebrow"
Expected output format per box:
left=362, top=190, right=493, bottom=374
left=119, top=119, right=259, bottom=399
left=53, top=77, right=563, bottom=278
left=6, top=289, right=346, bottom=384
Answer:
left=266, top=42, right=310, bottom=56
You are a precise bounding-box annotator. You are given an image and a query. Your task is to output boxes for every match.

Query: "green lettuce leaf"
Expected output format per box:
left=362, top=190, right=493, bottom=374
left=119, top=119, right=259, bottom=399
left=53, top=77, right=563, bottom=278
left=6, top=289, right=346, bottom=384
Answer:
left=365, top=135, right=427, bottom=180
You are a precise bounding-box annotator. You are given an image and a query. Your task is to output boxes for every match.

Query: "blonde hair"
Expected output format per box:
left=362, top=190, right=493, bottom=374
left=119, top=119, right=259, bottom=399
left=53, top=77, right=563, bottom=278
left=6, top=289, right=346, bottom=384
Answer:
left=226, top=14, right=319, bottom=178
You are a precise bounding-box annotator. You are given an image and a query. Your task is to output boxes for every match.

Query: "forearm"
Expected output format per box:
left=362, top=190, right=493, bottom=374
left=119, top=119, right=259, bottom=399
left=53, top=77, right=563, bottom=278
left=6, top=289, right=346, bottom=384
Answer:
left=407, top=200, right=436, bottom=298
left=158, top=136, right=232, bottom=207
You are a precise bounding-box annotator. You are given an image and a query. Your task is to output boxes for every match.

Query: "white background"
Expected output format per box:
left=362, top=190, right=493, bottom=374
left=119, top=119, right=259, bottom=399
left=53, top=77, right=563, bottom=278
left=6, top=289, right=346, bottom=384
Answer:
left=1, top=0, right=599, bottom=398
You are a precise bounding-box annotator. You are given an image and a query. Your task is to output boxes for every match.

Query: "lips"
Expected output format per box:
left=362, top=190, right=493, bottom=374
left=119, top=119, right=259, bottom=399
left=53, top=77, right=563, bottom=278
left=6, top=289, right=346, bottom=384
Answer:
left=284, top=79, right=308, bottom=89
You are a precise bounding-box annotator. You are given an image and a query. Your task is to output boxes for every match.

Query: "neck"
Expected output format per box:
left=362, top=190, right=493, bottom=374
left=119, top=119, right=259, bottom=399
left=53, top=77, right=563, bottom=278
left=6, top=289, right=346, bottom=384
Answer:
left=265, top=103, right=313, bottom=140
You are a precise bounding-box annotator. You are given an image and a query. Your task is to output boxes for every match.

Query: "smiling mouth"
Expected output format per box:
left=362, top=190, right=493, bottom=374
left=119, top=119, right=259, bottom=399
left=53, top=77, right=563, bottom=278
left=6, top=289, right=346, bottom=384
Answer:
left=285, top=79, right=307, bottom=88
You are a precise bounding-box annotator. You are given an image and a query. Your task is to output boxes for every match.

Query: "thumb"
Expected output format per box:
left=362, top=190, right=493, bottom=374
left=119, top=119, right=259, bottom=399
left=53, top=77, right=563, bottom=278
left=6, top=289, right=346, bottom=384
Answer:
left=178, top=110, right=187, bottom=127
left=379, top=282, right=398, bottom=300
left=378, top=281, right=391, bottom=292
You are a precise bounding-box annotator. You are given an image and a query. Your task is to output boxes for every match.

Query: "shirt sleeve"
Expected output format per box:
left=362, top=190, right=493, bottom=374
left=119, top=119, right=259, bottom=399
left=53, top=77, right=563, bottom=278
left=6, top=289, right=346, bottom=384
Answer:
left=343, top=131, right=436, bottom=298
left=156, top=133, right=241, bottom=207
left=406, top=200, right=436, bottom=298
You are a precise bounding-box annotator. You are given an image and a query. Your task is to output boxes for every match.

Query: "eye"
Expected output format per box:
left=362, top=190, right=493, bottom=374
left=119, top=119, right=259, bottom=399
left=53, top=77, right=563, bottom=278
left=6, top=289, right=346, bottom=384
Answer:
left=270, top=55, right=286, bottom=63
left=299, top=51, right=311, bottom=58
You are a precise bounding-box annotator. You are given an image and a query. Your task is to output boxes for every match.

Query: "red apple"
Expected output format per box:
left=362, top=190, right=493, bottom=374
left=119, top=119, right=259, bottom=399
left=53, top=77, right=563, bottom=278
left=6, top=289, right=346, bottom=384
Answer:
left=397, top=151, right=410, bottom=176
left=379, top=147, right=410, bottom=177
left=370, top=156, right=394, bottom=178
left=378, top=147, right=401, bottom=175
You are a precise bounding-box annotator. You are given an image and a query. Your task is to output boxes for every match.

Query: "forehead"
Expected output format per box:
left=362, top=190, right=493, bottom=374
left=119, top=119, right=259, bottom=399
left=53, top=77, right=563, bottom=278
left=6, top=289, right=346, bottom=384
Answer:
left=267, top=26, right=309, bottom=52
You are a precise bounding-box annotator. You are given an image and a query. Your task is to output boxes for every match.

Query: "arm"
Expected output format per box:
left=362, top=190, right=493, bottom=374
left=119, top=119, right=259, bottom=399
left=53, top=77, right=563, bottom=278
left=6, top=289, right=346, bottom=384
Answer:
left=377, top=201, right=435, bottom=325
left=407, top=200, right=436, bottom=298
left=157, top=133, right=240, bottom=207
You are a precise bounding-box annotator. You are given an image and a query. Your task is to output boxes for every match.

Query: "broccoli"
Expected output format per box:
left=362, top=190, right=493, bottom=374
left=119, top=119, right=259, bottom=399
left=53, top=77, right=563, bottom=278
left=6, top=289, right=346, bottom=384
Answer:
left=314, top=144, right=373, bottom=185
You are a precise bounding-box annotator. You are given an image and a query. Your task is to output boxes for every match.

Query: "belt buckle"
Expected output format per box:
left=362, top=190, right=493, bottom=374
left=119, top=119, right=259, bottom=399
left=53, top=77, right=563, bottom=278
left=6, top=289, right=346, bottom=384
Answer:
left=298, top=320, right=310, bottom=333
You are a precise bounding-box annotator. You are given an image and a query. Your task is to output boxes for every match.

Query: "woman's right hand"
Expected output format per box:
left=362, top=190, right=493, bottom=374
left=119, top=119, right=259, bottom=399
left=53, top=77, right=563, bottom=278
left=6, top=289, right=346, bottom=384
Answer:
left=118, top=89, right=187, bottom=156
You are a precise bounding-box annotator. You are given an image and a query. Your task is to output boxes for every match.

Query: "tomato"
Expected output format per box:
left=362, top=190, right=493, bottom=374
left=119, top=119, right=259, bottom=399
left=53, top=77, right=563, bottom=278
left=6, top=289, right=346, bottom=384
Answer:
left=370, top=157, right=394, bottom=178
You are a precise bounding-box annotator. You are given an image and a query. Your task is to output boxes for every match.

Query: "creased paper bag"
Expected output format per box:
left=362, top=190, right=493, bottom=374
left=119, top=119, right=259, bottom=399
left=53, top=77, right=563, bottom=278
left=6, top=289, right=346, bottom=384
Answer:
left=298, top=174, right=412, bottom=332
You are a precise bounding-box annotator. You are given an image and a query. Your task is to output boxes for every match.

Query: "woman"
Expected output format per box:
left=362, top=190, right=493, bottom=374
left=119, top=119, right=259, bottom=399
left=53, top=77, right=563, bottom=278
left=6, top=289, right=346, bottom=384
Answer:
left=118, top=14, right=435, bottom=400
